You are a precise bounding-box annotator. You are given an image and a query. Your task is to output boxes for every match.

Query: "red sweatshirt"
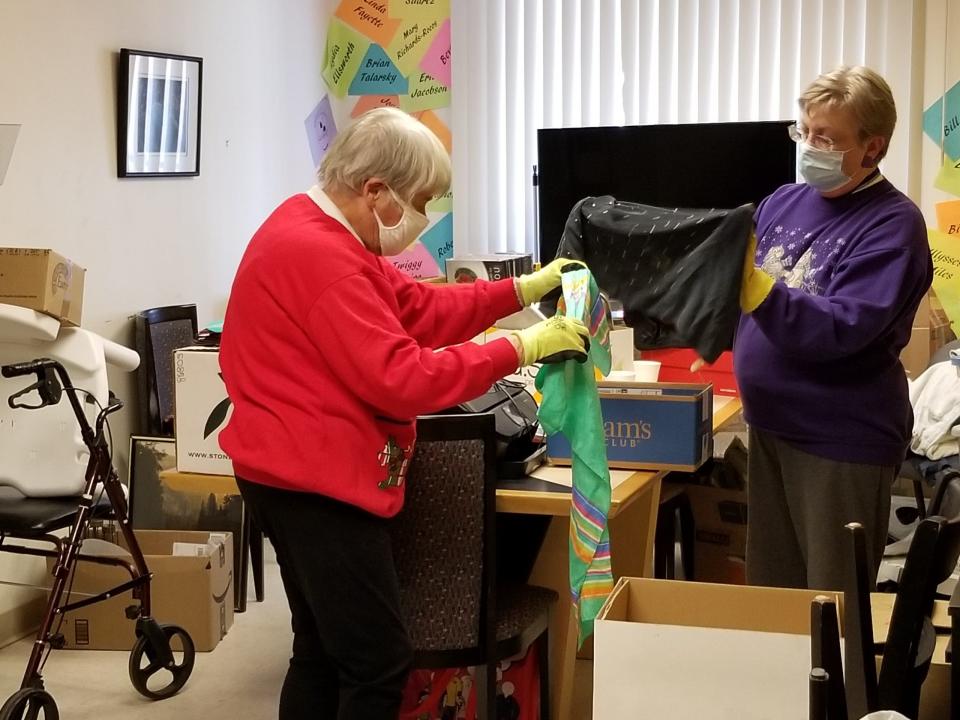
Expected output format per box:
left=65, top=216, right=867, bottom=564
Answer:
left=218, top=193, right=521, bottom=517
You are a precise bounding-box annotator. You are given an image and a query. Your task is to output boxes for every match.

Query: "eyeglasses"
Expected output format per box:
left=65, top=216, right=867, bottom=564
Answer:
left=787, top=123, right=845, bottom=152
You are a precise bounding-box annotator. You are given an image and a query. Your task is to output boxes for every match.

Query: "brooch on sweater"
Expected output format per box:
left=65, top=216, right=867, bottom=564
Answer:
left=378, top=436, right=412, bottom=490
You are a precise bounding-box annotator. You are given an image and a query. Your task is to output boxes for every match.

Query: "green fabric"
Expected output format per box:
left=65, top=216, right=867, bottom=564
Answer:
left=536, top=269, right=613, bottom=644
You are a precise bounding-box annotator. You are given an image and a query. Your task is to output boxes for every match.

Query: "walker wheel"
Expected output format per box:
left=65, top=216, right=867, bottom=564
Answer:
left=128, top=624, right=195, bottom=700
left=0, top=688, right=59, bottom=720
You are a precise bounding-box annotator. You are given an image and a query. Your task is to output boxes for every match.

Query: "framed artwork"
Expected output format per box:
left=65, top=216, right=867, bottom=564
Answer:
left=117, top=48, right=202, bottom=177
left=128, top=436, right=246, bottom=611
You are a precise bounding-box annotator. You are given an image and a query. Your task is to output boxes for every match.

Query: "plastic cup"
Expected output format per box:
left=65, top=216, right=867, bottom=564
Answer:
left=633, top=360, right=661, bottom=382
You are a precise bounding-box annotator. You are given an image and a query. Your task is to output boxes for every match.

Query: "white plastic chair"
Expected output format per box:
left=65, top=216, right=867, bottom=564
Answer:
left=0, top=303, right=139, bottom=496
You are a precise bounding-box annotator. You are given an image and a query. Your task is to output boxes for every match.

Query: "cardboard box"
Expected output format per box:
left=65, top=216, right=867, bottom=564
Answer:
left=594, top=577, right=841, bottom=720
left=639, top=348, right=739, bottom=396
left=445, top=254, right=532, bottom=284
left=0, top=247, right=85, bottom=325
left=174, top=347, right=234, bottom=475
left=685, top=483, right=748, bottom=583
left=49, top=530, right=234, bottom=651
left=902, top=326, right=932, bottom=379
left=546, top=383, right=712, bottom=471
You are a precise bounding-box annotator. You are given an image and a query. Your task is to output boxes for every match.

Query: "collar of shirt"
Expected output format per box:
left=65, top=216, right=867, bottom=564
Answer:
left=306, top=185, right=365, bottom=247
left=852, top=171, right=884, bottom=194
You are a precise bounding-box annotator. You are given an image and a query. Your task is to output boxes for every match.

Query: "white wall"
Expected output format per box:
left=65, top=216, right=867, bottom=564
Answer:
left=0, top=0, right=326, bottom=636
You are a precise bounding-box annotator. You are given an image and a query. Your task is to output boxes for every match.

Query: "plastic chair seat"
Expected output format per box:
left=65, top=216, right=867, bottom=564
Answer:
left=0, top=493, right=114, bottom=537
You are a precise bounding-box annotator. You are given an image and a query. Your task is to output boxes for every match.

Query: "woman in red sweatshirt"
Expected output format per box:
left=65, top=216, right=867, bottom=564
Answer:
left=218, top=108, right=586, bottom=720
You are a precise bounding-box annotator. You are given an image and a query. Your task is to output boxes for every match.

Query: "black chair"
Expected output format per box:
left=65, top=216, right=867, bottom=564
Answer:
left=809, top=668, right=830, bottom=720
left=133, top=305, right=265, bottom=610
left=810, top=595, right=847, bottom=720
left=655, top=484, right=695, bottom=580
left=134, top=305, right=198, bottom=437
left=843, top=516, right=960, bottom=719
left=391, top=414, right=557, bottom=719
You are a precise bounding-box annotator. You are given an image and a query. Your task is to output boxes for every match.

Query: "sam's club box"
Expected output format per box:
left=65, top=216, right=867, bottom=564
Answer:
left=546, top=383, right=712, bottom=471
left=174, top=347, right=233, bottom=475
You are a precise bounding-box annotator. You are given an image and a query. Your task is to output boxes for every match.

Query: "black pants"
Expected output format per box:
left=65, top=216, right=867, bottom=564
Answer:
left=236, top=478, right=412, bottom=720
left=745, top=428, right=894, bottom=591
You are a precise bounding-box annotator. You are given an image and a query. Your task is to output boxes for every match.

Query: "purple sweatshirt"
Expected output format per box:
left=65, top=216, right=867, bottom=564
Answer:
left=733, top=177, right=932, bottom=466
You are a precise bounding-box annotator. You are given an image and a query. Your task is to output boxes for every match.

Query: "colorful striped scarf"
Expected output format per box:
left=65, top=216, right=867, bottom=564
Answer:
left=535, top=268, right=613, bottom=643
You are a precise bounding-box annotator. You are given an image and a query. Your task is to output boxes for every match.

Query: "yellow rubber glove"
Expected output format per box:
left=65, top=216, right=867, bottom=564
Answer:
left=512, top=315, right=590, bottom=366
left=515, top=258, right=588, bottom=306
left=740, top=232, right=775, bottom=313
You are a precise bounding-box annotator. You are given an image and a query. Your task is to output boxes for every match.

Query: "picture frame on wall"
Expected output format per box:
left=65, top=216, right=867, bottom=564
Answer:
left=128, top=435, right=248, bottom=611
left=117, top=48, right=202, bottom=177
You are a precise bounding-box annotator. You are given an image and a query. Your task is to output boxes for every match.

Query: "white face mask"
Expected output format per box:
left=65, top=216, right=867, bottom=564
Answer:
left=374, top=188, right=429, bottom=255
left=796, top=142, right=851, bottom=193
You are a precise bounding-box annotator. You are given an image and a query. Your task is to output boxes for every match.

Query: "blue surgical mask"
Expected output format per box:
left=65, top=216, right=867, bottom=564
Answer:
left=796, top=142, right=850, bottom=193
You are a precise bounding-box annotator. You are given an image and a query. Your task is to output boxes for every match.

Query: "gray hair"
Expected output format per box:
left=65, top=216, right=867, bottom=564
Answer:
left=320, top=107, right=451, bottom=203
left=799, top=65, right=897, bottom=161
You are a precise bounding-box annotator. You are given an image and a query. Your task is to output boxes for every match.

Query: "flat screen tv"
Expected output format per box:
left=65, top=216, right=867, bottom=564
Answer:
left=536, top=120, right=797, bottom=262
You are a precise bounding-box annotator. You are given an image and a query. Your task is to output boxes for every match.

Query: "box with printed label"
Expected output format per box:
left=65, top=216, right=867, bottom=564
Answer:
left=174, top=347, right=234, bottom=475
left=0, top=247, right=85, bottom=325
left=47, top=530, right=234, bottom=651
left=686, top=483, right=748, bottom=583
left=545, top=383, right=712, bottom=471
left=445, top=254, right=533, bottom=284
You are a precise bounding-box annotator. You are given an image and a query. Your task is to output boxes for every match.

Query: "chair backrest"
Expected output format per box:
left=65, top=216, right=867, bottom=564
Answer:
left=390, top=413, right=497, bottom=667
left=134, top=305, right=197, bottom=436
left=877, top=514, right=960, bottom=711
left=810, top=596, right=846, bottom=720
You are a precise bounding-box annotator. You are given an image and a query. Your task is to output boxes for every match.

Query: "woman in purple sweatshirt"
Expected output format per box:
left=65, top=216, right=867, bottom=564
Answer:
left=734, top=66, right=932, bottom=591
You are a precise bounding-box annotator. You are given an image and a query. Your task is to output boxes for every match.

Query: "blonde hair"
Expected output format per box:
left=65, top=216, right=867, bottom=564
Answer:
left=320, top=107, right=451, bottom=203
left=799, top=65, right=897, bottom=160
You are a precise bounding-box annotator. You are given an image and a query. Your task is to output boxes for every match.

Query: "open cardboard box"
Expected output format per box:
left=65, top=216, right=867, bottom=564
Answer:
left=48, top=530, right=234, bottom=652
left=594, top=578, right=953, bottom=720
left=594, top=577, right=840, bottom=720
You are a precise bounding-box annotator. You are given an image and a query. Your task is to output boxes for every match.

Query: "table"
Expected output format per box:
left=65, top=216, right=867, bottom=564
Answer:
left=162, top=396, right=742, bottom=719
left=499, top=395, right=741, bottom=720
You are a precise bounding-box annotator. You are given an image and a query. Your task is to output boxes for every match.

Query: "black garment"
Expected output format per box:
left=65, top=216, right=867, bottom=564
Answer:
left=554, top=195, right=753, bottom=363
left=236, top=477, right=413, bottom=720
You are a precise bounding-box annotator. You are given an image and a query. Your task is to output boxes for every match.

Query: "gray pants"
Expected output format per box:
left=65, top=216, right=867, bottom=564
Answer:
left=746, top=427, right=895, bottom=591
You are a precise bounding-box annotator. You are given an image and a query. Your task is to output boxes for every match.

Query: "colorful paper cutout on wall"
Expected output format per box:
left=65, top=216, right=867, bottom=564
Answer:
left=419, top=18, right=451, bottom=87
left=400, top=70, right=450, bottom=112
left=389, top=0, right=450, bottom=23
left=324, top=3, right=454, bottom=269
left=417, top=213, right=453, bottom=270
left=417, top=110, right=451, bottom=153
left=304, top=95, right=338, bottom=167
left=936, top=200, right=960, bottom=235
left=427, top=189, right=452, bottom=214
left=387, top=240, right=442, bottom=279
left=351, top=94, right=400, bottom=118
left=935, top=157, right=960, bottom=198
left=322, top=19, right=371, bottom=98
left=348, top=44, right=409, bottom=95
left=335, top=0, right=402, bottom=48
left=386, top=16, right=443, bottom=77
left=924, top=81, right=960, bottom=161
left=928, top=229, right=960, bottom=330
